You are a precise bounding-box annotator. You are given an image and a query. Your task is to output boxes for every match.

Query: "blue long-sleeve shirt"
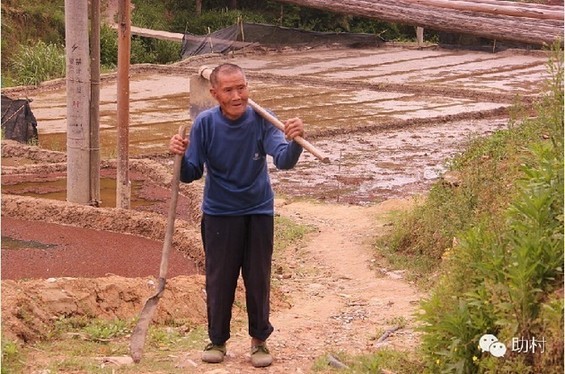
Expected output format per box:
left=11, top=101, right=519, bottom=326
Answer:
left=180, top=106, right=303, bottom=216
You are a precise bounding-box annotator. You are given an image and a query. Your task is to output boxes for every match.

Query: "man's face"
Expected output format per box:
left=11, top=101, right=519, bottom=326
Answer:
left=210, top=70, right=249, bottom=121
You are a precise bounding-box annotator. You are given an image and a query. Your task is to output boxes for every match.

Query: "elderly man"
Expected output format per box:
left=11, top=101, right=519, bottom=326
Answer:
left=169, top=63, right=304, bottom=368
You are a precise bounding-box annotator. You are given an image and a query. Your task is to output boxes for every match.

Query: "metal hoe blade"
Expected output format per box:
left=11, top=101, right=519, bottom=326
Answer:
left=189, top=74, right=216, bottom=120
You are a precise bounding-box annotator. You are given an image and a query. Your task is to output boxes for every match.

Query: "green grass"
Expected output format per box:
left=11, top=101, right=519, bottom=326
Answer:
left=10, top=40, right=66, bottom=86
left=274, top=214, right=313, bottom=252
left=312, top=349, right=425, bottom=373
left=3, top=317, right=209, bottom=373
left=1, top=338, right=25, bottom=374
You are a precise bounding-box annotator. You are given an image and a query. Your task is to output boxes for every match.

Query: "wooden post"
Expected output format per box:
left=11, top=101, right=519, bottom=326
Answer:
left=416, top=26, right=424, bottom=48
left=65, top=0, right=91, bottom=204
left=117, top=0, right=131, bottom=209
left=196, top=0, right=202, bottom=16
left=89, top=0, right=101, bottom=206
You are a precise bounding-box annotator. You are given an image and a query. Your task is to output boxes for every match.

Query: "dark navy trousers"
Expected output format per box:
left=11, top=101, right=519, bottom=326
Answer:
left=201, top=214, right=275, bottom=345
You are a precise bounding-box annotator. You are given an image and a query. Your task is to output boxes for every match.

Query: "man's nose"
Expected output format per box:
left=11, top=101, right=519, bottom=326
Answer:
left=231, top=89, right=243, bottom=100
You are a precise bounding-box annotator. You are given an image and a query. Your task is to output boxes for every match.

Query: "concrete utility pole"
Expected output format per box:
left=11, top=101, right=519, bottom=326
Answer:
left=116, top=0, right=131, bottom=209
left=65, top=0, right=91, bottom=204
left=90, top=0, right=101, bottom=206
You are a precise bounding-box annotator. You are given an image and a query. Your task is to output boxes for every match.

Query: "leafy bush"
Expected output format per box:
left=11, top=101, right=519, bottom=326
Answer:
left=132, top=0, right=170, bottom=30
left=100, top=24, right=119, bottom=67
left=153, top=39, right=181, bottom=64
left=417, top=45, right=563, bottom=374
left=10, top=40, right=65, bottom=86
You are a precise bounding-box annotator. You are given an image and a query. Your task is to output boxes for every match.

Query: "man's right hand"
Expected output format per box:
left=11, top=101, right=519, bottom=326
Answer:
left=169, top=134, right=188, bottom=155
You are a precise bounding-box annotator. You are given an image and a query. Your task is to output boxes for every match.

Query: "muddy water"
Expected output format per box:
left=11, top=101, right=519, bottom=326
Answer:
left=269, top=118, right=509, bottom=204
left=35, top=81, right=509, bottom=158
left=14, top=46, right=550, bottom=205
left=1, top=237, right=56, bottom=250
left=1, top=176, right=153, bottom=208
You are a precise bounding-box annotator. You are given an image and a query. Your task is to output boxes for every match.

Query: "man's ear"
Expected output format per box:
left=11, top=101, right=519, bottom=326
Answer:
left=209, top=87, right=217, bottom=100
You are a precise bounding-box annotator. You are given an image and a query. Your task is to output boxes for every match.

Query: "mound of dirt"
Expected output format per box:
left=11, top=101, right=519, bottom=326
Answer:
left=1, top=275, right=208, bottom=343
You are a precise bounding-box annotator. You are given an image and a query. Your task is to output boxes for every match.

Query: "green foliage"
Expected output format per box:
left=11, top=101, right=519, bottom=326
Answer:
left=151, top=39, right=181, bottom=64
left=416, top=45, right=564, bottom=374
left=10, top=40, right=66, bottom=86
left=100, top=25, right=181, bottom=67
left=132, top=0, right=170, bottom=30
left=1, top=338, right=24, bottom=374
left=129, top=36, right=153, bottom=65
left=2, top=0, right=425, bottom=86
left=130, top=37, right=182, bottom=65
left=100, top=24, right=119, bottom=67
left=1, top=0, right=65, bottom=68
left=83, top=319, right=130, bottom=342
left=147, top=0, right=417, bottom=39
left=50, top=316, right=131, bottom=343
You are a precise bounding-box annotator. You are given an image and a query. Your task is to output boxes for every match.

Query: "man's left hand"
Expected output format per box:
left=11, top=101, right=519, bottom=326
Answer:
left=283, top=117, right=305, bottom=140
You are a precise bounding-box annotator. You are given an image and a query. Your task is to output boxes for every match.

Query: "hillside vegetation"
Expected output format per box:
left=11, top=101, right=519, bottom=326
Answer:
left=1, top=0, right=556, bottom=87
left=377, top=45, right=563, bottom=373
left=0, top=0, right=416, bottom=87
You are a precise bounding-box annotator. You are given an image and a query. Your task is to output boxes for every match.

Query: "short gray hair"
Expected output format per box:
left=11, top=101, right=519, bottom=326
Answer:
left=209, top=63, right=246, bottom=87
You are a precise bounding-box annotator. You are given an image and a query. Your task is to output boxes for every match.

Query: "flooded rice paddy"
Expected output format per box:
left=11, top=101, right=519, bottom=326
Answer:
left=3, top=44, right=551, bottom=204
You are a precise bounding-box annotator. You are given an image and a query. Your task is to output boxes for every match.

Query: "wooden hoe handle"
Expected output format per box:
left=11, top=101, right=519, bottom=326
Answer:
left=199, top=66, right=330, bottom=164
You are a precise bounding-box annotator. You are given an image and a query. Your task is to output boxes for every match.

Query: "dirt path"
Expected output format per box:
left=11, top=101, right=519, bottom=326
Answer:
left=178, top=199, right=423, bottom=373
left=1, top=195, right=423, bottom=373
left=1, top=141, right=422, bottom=373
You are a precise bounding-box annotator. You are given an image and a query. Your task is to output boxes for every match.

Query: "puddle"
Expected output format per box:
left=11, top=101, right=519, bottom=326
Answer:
left=1, top=177, right=155, bottom=208
left=1, top=236, right=56, bottom=250
left=36, top=121, right=186, bottom=158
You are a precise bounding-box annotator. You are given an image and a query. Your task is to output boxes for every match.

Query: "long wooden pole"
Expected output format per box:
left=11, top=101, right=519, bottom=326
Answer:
left=117, top=0, right=131, bottom=209
left=199, top=66, right=330, bottom=164
left=89, top=0, right=101, bottom=207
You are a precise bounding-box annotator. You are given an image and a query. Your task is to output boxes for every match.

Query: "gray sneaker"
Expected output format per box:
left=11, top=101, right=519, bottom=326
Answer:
left=202, top=343, right=226, bottom=363
left=250, top=343, right=273, bottom=367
